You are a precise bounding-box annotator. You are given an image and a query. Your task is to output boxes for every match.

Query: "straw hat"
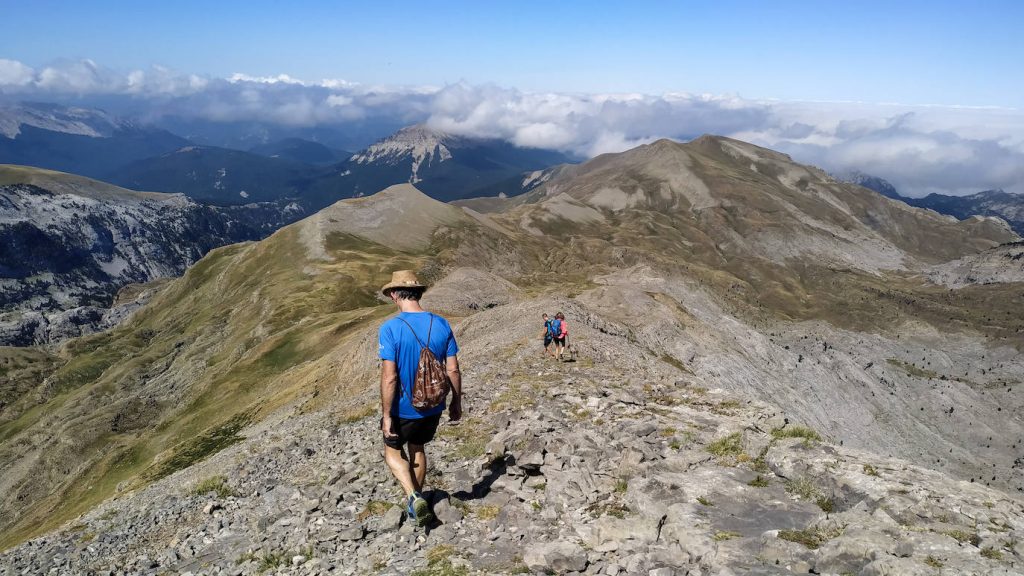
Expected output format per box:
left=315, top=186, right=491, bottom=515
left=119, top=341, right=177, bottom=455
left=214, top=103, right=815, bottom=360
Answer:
left=381, top=270, right=427, bottom=295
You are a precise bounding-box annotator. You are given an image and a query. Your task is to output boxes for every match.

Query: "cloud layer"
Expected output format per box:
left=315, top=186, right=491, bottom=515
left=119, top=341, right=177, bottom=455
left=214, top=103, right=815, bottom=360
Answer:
left=2, top=58, right=1022, bottom=196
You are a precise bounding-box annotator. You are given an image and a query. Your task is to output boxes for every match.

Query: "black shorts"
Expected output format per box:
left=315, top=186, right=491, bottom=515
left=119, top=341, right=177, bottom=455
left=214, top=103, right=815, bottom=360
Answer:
left=554, top=336, right=566, bottom=345
left=544, top=336, right=553, bottom=346
left=381, top=414, right=442, bottom=449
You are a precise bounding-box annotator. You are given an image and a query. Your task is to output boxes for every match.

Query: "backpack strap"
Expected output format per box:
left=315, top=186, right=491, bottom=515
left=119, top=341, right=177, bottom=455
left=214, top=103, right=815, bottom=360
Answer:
left=393, top=314, right=437, bottom=402
left=395, top=316, right=427, bottom=349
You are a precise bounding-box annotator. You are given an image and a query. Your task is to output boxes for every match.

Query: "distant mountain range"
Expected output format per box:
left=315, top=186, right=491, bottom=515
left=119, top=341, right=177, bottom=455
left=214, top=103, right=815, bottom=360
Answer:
left=0, top=103, right=575, bottom=208
left=845, top=171, right=1024, bottom=235
left=248, top=137, right=350, bottom=165
left=106, top=145, right=313, bottom=205
left=0, top=102, right=188, bottom=179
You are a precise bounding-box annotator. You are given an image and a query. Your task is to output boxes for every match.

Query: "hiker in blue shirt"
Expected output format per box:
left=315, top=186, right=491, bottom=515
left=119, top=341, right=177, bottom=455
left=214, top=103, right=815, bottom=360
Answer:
left=541, top=313, right=557, bottom=358
left=378, top=270, right=463, bottom=527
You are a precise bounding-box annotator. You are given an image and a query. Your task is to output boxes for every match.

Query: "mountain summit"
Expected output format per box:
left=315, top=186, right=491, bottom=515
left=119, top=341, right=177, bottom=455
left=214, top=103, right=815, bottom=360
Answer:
left=339, top=124, right=575, bottom=201
left=350, top=125, right=456, bottom=183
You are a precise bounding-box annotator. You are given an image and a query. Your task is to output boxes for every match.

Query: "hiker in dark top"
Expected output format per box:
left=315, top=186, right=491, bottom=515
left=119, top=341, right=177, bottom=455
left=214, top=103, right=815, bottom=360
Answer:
left=378, top=270, right=463, bottom=527
left=541, top=313, right=557, bottom=357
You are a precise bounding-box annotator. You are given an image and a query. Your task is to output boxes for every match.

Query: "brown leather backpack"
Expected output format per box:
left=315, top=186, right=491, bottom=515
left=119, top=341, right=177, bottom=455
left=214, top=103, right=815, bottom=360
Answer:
left=396, top=315, right=451, bottom=410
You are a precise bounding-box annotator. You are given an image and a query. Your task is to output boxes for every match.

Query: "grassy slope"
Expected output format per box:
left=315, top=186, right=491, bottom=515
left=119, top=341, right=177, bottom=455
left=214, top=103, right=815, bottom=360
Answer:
left=0, top=164, right=171, bottom=201
left=0, top=225, right=426, bottom=549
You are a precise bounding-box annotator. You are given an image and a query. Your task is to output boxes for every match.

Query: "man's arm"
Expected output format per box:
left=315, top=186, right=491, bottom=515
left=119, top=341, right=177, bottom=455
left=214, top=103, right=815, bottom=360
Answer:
left=380, top=360, right=399, bottom=438
left=446, top=355, right=463, bottom=421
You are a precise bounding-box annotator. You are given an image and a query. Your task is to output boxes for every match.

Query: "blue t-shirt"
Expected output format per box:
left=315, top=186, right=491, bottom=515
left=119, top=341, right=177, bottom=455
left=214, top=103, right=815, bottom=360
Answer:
left=379, top=311, right=459, bottom=419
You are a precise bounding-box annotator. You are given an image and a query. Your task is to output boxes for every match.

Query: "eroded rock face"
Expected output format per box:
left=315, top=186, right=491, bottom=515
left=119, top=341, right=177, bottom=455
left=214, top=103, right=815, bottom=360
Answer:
left=0, top=183, right=299, bottom=345
left=2, top=297, right=1022, bottom=575
left=927, top=241, right=1024, bottom=288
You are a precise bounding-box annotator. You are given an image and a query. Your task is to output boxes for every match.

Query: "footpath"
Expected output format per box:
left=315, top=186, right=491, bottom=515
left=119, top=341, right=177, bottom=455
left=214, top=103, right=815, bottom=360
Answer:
left=3, top=299, right=1023, bottom=575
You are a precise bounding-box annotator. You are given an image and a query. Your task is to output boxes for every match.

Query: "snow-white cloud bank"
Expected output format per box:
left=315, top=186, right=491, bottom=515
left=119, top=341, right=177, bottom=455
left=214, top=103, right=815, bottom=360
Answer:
left=2, top=58, right=1022, bottom=195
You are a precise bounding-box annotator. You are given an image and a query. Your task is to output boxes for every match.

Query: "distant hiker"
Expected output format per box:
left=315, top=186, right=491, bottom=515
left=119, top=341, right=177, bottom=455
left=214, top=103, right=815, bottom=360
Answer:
left=553, top=311, right=568, bottom=360
left=542, top=313, right=557, bottom=357
left=378, top=270, right=463, bottom=527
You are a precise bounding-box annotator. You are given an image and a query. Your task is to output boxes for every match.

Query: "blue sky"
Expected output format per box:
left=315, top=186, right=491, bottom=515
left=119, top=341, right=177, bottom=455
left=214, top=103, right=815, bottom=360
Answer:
left=3, top=0, right=1023, bottom=107
left=2, top=1, right=1024, bottom=195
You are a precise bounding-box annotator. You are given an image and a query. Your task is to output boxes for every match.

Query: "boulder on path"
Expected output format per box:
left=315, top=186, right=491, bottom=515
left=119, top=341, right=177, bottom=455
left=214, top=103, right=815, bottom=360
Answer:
left=523, top=541, right=588, bottom=573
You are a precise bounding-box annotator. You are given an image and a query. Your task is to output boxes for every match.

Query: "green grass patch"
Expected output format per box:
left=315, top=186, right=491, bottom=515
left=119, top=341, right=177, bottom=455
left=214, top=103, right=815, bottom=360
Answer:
left=472, top=505, right=501, bottom=520
left=336, top=403, right=376, bottom=425
left=713, top=530, right=742, bottom=541
left=785, top=477, right=820, bottom=501
left=942, top=529, right=981, bottom=546
left=435, top=417, right=492, bottom=460
left=147, top=413, right=251, bottom=481
left=981, top=547, right=1003, bottom=560
left=585, top=500, right=630, bottom=519
left=425, top=545, right=457, bottom=565
left=886, top=358, right=941, bottom=380
left=863, top=464, right=880, bottom=477
left=924, top=556, right=944, bottom=568
left=188, top=475, right=236, bottom=499
left=250, top=545, right=314, bottom=572
left=411, top=555, right=468, bottom=576
left=659, top=354, right=690, bottom=373
left=750, top=456, right=770, bottom=473
left=254, top=330, right=314, bottom=374
left=411, top=560, right=468, bottom=576
left=614, top=479, right=628, bottom=493
left=697, top=496, right=714, bottom=506
left=816, top=496, right=834, bottom=513
left=357, top=500, right=395, bottom=521
left=712, top=399, right=743, bottom=414
left=488, top=383, right=538, bottom=412
left=778, top=525, right=844, bottom=549
left=771, top=426, right=821, bottom=442
left=706, top=432, right=743, bottom=457
left=747, top=475, right=770, bottom=488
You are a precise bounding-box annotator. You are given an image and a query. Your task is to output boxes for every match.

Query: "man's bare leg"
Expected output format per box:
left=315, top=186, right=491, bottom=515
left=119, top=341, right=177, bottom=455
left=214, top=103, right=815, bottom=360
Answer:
left=384, top=445, right=417, bottom=496
left=407, top=443, right=427, bottom=492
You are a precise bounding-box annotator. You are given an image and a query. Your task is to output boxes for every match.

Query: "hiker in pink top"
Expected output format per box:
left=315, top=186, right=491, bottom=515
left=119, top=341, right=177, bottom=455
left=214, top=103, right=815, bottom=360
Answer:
left=553, top=311, right=568, bottom=360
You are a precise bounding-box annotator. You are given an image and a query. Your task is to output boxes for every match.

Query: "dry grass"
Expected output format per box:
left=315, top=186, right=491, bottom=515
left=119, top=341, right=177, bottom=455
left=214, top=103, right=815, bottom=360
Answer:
left=188, top=475, right=236, bottom=499
left=771, top=426, right=821, bottom=442
left=778, top=525, right=844, bottom=549
left=472, top=505, right=501, bottom=520
left=357, top=500, right=395, bottom=521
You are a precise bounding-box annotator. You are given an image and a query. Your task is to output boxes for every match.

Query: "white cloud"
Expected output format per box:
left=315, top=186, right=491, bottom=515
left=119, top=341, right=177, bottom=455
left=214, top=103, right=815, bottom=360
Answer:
left=0, top=59, right=34, bottom=86
left=0, top=58, right=1021, bottom=195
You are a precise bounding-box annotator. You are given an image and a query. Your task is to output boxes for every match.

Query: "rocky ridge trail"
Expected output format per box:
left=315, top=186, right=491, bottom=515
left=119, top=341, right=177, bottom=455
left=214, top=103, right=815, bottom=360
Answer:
left=3, top=298, right=1024, bottom=575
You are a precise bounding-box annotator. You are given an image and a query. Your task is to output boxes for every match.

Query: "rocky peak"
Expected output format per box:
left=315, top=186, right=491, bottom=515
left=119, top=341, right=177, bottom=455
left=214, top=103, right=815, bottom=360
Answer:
left=0, top=166, right=301, bottom=345
left=349, top=124, right=454, bottom=183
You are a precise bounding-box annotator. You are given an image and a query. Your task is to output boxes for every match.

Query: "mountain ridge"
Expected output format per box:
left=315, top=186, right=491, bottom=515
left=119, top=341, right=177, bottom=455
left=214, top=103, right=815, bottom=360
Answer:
left=1, top=135, right=1022, bottom=574
left=845, top=172, right=1024, bottom=236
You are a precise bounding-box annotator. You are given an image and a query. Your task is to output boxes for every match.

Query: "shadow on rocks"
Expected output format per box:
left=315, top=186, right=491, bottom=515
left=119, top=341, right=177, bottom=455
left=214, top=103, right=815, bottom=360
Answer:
left=452, top=455, right=508, bottom=501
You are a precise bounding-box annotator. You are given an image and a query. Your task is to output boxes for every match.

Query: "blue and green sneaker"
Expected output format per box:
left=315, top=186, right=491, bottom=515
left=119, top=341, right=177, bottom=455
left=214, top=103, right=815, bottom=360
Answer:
left=408, top=492, right=433, bottom=527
